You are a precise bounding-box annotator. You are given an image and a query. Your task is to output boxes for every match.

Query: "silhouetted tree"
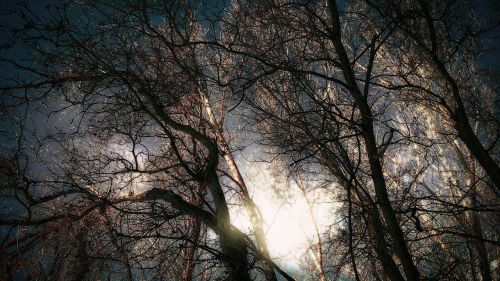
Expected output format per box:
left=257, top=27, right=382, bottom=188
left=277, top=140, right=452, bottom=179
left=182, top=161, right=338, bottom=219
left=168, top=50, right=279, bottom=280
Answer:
left=1, top=0, right=498, bottom=281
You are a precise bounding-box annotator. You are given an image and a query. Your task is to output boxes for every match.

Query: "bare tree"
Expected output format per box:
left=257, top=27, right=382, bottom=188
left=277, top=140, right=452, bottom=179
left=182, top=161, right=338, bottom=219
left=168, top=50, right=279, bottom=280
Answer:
left=0, top=1, right=294, bottom=280
left=1, top=0, right=499, bottom=281
left=365, top=0, right=500, bottom=192
left=218, top=0, right=499, bottom=280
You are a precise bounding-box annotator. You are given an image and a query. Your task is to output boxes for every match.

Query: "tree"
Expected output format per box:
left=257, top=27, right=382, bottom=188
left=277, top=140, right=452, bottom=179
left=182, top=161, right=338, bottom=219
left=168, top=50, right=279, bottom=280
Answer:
left=365, top=0, right=500, bottom=193
left=217, top=0, right=499, bottom=279
left=1, top=0, right=499, bottom=280
left=0, top=1, right=290, bottom=280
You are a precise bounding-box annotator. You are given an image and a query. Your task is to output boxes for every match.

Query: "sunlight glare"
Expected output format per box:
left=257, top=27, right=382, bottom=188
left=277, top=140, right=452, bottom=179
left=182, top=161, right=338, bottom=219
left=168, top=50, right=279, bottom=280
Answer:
left=231, top=163, right=338, bottom=266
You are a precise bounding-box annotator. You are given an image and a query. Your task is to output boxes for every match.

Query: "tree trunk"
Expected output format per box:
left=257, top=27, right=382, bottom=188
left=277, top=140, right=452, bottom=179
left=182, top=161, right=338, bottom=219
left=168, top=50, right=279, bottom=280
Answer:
left=145, top=91, right=253, bottom=281
left=198, top=87, right=277, bottom=281
left=327, top=1, right=420, bottom=280
left=454, top=112, right=500, bottom=192
left=206, top=169, right=252, bottom=281
left=452, top=141, right=493, bottom=281
left=431, top=51, right=500, bottom=192
left=318, top=153, right=405, bottom=281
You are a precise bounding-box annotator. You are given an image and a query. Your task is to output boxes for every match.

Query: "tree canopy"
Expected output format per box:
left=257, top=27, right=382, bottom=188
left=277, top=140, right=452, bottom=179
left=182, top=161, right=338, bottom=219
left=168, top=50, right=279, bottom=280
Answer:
left=0, top=0, right=499, bottom=280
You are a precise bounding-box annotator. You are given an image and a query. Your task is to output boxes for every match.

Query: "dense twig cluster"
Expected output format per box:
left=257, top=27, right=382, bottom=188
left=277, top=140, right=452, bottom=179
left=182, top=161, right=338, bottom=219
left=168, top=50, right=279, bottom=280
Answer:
left=0, top=1, right=498, bottom=280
